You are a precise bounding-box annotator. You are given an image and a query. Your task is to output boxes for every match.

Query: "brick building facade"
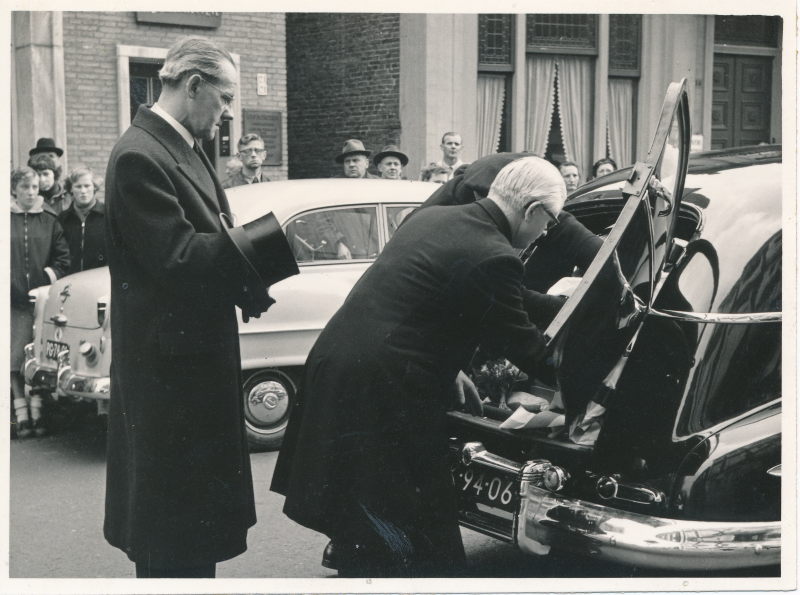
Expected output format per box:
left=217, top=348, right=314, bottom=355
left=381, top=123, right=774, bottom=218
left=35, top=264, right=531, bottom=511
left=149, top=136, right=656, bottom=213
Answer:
left=12, top=12, right=288, bottom=189
left=286, top=13, right=400, bottom=179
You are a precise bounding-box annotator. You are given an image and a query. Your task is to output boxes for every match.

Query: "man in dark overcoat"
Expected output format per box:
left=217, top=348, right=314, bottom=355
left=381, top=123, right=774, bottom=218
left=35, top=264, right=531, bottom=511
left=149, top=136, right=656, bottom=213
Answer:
left=271, top=156, right=568, bottom=577
left=103, top=36, right=270, bottom=579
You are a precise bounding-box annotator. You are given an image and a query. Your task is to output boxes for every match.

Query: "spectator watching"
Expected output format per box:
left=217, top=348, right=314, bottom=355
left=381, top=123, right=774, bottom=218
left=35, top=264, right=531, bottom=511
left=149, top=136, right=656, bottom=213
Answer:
left=223, top=133, right=270, bottom=188
left=374, top=145, right=408, bottom=180
left=591, top=158, right=618, bottom=180
left=28, top=153, right=71, bottom=215
left=420, top=163, right=451, bottom=184
left=436, top=132, right=465, bottom=180
left=10, top=166, right=70, bottom=439
left=335, top=139, right=378, bottom=179
left=559, top=161, right=581, bottom=192
left=59, top=166, right=107, bottom=275
left=29, top=137, right=64, bottom=165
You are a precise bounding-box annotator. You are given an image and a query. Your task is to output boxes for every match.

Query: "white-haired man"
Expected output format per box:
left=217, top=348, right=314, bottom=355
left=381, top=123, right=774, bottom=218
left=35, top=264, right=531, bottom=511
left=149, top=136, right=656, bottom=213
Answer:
left=271, top=156, right=567, bottom=578
left=104, top=35, right=270, bottom=578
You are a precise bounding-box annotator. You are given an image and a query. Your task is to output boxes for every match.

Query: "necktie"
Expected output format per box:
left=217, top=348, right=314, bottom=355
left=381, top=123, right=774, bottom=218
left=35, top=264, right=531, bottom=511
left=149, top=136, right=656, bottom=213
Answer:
left=251, top=177, right=259, bottom=184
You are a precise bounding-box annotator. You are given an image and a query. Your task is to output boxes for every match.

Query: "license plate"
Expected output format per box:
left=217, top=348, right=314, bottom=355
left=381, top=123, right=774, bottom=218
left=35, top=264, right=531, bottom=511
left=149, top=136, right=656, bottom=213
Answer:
left=452, top=462, right=518, bottom=514
left=46, top=340, right=70, bottom=362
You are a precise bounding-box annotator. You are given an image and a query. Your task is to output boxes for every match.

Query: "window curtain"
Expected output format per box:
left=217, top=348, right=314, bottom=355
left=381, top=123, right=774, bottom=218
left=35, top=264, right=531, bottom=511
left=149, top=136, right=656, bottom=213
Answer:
left=556, top=56, right=593, bottom=180
left=523, top=55, right=557, bottom=155
left=476, top=74, right=506, bottom=158
left=608, top=78, right=634, bottom=168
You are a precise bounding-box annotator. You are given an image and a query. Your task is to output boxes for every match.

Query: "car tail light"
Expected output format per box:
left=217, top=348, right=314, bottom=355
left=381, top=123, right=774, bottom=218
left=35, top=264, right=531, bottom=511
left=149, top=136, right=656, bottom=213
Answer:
left=97, top=296, right=109, bottom=328
left=543, top=466, right=570, bottom=492
left=767, top=465, right=781, bottom=478
left=79, top=342, right=98, bottom=367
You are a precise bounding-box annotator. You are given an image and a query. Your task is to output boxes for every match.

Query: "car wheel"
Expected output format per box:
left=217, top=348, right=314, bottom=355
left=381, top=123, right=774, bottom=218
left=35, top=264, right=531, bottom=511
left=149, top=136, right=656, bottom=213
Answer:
left=242, top=369, right=296, bottom=452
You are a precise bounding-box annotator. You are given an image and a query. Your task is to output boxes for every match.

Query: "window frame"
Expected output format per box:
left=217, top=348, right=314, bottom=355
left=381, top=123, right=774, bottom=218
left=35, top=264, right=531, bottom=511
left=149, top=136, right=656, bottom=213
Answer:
left=281, top=204, right=383, bottom=267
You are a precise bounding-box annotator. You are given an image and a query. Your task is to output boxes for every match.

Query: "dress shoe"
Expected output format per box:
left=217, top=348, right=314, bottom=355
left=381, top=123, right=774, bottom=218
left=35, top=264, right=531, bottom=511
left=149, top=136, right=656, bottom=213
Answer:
left=321, top=540, right=338, bottom=569
left=16, top=419, right=32, bottom=439
left=32, top=418, right=47, bottom=437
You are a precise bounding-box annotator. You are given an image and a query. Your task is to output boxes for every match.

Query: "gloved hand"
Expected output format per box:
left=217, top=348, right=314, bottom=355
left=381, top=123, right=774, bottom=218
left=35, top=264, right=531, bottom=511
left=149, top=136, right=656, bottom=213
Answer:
left=241, top=282, right=276, bottom=323
left=453, top=370, right=483, bottom=417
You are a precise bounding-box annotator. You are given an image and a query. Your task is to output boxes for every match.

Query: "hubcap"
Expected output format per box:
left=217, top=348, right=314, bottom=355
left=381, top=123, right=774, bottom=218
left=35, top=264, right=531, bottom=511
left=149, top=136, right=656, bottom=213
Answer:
left=246, top=379, right=290, bottom=428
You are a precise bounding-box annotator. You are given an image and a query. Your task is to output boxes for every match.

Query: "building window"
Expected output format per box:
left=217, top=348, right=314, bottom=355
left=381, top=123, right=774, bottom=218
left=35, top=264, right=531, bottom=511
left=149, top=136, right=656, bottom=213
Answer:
left=478, top=15, right=514, bottom=156
left=608, top=14, right=641, bottom=75
left=526, top=14, right=598, bottom=53
left=714, top=16, right=780, bottom=47
left=607, top=15, right=641, bottom=168
left=129, top=62, right=163, bottom=124
left=479, top=14, right=513, bottom=67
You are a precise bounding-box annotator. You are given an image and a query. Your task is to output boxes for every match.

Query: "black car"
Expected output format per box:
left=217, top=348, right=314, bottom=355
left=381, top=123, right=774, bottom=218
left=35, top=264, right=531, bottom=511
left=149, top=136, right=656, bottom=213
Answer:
left=447, top=80, right=782, bottom=572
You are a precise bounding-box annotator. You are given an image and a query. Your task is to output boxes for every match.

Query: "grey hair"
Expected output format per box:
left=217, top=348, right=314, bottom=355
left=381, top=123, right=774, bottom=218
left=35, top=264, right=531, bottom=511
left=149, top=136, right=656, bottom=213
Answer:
left=159, top=36, right=235, bottom=87
left=488, top=156, right=566, bottom=215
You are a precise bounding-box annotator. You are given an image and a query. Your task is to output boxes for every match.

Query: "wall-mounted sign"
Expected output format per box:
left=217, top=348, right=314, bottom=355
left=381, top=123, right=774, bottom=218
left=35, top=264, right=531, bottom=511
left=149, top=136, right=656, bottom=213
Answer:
left=242, top=110, right=282, bottom=166
left=136, top=12, right=222, bottom=29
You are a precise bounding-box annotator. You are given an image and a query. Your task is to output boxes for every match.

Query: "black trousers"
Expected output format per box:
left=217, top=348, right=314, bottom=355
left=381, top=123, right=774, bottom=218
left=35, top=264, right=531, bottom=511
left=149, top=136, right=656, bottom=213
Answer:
left=135, top=562, right=216, bottom=578
left=332, top=492, right=466, bottom=578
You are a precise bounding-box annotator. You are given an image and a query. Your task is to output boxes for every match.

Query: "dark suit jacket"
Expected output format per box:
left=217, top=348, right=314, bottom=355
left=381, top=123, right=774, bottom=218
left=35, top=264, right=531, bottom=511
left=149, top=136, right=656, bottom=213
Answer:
left=419, top=152, right=604, bottom=326
left=271, top=199, right=549, bottom=537
left=222, top=168, right=270, bottom=189
left=103, top=105, right=257, bottom=567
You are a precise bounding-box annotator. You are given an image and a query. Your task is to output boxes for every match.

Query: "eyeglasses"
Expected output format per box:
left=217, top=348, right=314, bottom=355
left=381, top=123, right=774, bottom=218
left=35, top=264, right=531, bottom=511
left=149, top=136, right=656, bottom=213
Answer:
left=199, top=76, right=234, bottom=108
left=525, top=201, right=559, bottom=231
left=238, top=148, right=265, bottom=156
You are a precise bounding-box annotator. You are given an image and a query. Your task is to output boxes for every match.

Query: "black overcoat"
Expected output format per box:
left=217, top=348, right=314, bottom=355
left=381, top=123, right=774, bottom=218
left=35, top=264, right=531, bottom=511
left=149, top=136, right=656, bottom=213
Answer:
left=103, top=106, right=257, bottom=567
left=271, top=199, right=550, bottom=539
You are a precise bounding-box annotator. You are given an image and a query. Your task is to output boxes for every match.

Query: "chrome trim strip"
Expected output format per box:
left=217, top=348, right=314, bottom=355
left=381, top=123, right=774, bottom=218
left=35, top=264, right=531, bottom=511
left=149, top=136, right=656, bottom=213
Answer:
left=517, top=484, right=780, bottom=570
left=466, top=449, right=524, bottom=475
left=649, top=309, right=781, bottom=324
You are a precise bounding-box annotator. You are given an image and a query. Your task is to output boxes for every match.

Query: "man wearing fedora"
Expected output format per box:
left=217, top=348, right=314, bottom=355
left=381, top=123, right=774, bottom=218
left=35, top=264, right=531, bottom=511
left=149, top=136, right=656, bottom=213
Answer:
left=374, top=144, right=408, bottom=180
left=103, top=36, right=282, bottom=579
left=335, top=139, right=379, bottom=179
left=29, top=137, right=64, bottom=165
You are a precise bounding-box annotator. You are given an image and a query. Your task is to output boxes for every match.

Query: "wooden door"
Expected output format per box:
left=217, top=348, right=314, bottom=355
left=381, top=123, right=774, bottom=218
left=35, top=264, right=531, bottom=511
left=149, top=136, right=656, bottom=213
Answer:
left=711, top=55, right=772, bottom=149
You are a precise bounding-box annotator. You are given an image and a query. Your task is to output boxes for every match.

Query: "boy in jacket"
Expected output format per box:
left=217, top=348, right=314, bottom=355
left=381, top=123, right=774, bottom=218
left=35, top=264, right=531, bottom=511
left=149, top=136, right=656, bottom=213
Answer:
left=58, top=166, right=106, bottom=274
left=10, top=167, right=71, bottom=437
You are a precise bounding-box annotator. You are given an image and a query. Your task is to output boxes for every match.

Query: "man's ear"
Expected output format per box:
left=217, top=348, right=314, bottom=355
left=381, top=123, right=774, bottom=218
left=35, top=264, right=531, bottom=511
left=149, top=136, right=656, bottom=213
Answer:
left=524, top=201, right=538, bottom=221
left=186, top=74, right=202, bottom=98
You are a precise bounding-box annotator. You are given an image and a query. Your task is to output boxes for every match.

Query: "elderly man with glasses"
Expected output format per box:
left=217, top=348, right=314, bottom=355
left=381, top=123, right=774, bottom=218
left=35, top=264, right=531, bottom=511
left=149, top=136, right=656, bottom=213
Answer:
left=272, top=156, right=575, bottom=578
left=103, top=35, right=271, bottom=579
left=224, top=133, right=270, bottom=188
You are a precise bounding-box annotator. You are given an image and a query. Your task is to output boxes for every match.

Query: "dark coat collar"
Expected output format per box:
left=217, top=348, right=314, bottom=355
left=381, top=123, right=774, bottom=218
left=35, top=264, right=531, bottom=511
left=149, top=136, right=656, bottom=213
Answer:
left=131, top=106, right=230, bottom=218
left=476, top=198, right=513, bottom=243
left=62, top=199, right=105, bottom=219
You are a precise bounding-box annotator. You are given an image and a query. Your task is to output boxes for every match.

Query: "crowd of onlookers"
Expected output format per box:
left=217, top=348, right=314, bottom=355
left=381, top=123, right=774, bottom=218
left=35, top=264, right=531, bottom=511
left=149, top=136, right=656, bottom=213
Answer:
left=10, top=138, right=107, bottom=438
left=10, top=131, right=620, bottom=439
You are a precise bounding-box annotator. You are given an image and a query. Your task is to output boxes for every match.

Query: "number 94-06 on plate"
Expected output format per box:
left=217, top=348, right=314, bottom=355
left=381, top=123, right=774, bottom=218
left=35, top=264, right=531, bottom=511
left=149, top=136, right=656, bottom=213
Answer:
left=452, top=462, right=518, bottom=514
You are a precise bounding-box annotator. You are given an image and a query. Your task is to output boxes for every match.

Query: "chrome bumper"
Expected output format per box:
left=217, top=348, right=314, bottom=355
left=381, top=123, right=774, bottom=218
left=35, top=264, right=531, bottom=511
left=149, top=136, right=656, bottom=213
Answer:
left=23, top=344, right=110, bottom=401
left=452, top=440, right=780, bottom=571
left=518, top=483, right=780, bottom=570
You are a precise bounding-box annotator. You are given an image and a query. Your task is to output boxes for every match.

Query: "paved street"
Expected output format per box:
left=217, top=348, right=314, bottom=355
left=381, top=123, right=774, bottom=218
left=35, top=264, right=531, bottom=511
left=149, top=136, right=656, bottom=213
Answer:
left=9, top=407, right=780, bottom=580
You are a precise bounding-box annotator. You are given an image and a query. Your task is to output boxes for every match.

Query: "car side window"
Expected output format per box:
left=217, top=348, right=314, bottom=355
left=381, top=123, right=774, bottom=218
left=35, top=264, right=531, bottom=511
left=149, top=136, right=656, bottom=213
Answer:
left=386, top=206, right=418, bottom=239
left=284, top=206, right=379, bottom=263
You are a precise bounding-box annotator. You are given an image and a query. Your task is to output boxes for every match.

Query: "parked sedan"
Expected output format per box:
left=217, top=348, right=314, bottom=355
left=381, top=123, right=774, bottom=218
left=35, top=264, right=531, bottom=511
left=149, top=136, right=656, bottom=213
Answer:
left=23, top=179, right=436, bottom=449
left=447, top=81, right=782, bottom=572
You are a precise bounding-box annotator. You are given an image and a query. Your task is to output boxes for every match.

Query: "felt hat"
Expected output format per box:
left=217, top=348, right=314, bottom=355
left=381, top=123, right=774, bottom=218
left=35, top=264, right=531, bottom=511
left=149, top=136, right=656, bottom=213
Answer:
left=373, top=145, right=409, bottom=167
left=29, top=138, right=64, bottom=157
left=335, top=139, right=371, bottom=163
left=220, top=212, right=300, bottom=290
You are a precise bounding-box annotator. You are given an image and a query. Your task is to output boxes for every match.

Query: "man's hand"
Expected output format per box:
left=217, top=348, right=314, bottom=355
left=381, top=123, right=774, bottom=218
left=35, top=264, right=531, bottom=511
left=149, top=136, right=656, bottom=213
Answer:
left=336, top=241, right=352, bottom=260
left=547, top=276, right=581, bottom=298
left=453, top=370, right=483, bottom=417
left=241, top=283, right=276, bottom=323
